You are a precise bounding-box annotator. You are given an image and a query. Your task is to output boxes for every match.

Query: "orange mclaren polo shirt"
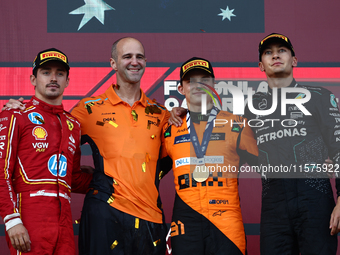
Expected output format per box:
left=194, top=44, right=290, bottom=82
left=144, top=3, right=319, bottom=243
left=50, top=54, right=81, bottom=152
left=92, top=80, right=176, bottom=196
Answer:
left=72, top=85, right=170, bottom=223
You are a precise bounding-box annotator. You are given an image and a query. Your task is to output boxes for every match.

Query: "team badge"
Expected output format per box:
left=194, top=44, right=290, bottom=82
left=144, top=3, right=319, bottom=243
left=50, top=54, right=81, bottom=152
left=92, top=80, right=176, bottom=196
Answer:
left=330, top=94, right=338, bottom=108
left=66, top=120, right=74, bottom=131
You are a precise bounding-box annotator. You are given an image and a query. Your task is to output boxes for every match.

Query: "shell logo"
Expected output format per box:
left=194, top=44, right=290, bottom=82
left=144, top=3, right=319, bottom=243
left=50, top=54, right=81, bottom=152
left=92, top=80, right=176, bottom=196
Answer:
left=32, top=126, right=48, bottom=140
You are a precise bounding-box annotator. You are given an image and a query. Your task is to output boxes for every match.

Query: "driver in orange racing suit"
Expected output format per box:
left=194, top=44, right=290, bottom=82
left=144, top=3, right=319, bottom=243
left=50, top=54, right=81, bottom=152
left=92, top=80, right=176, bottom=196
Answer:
left=162, top=57, right=258, bottom=255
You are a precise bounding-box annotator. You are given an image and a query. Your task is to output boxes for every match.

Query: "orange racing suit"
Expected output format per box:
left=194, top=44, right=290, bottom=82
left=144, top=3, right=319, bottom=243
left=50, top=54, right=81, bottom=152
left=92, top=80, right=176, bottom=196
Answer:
left=162, top=110, right=258, bottom=255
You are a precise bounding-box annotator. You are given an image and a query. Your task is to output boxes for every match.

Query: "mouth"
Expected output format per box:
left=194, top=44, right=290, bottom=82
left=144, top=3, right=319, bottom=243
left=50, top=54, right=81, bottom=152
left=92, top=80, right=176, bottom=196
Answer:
left=192, top=91, right=206, bottom=95
left=46, top=83, right=60, bottom=89
left=272, top=62, right=283, bottom=66
left=127, top=66, right=141, bottom=73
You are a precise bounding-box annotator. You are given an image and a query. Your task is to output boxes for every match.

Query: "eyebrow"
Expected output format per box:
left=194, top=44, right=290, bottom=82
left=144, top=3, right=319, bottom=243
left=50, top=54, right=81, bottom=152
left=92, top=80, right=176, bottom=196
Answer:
left=40, top=67, right=66, bottom=72
left=122, top=53, right=145, bottom=58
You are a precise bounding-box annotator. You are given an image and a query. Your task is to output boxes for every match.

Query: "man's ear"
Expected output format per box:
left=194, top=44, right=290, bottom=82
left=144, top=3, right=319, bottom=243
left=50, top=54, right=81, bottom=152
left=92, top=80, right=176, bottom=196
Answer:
left=178, top=84, right=184, bottom=95
left=110, top=58, right=117, bottom=71
left=65, top=77, right=70, bottom=88
left=258, top=62, right=265, bottom=72
left=30, top=74, right=37, bottom=87
left=292, top=56, right=298, bottom=67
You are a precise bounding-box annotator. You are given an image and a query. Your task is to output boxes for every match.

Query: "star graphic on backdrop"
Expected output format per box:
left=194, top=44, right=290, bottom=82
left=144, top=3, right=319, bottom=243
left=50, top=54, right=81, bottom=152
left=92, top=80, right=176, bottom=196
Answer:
left=218, top=6, right=236, bottom=21
left=69, top=0, right=115, bottom=30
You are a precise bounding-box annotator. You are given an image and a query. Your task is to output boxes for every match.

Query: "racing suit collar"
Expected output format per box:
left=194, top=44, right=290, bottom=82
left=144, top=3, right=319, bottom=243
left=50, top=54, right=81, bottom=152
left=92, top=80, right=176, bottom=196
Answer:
left=107, top=84, right=147, bottom=107
left=267, top=79, right=298, bottom=95
left=31, top=96, right=64, bottom=114
left=190, top=108, right=212, bottom=124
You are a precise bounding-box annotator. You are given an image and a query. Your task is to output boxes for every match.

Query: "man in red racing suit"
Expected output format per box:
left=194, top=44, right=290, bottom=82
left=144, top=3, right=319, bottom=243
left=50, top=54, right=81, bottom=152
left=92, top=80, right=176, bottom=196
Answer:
left=0, top=48, right=92, bottom=255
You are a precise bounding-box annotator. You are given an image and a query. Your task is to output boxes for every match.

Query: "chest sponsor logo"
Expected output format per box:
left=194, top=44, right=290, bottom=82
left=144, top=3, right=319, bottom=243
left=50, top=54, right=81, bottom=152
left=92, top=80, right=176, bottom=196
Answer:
left=209, top=199, right=229, bottom=204
left=66, top=120, right=74, bottom=131
left=0, top=135, right=6, bottom=140
left=257, top=128, right=307, bottom=145
left=198, top=156, right=224, bottom=164
left=0, top=142, right=4, bottom=150
left=175, top=157, right=191, bottom=167
left=174, top=134, right=190, bottom=144
left=32, top=126, right=48, bottom=140
left=175, top=156, right=224, bottom=167
left=146, top=115, right=160, bottom=119
left=0, top=151, right=2, bottom=158
left=48, top=154, right=67, bottom=177
left=290, top=112, right=304, bottom=119
left=334, top=130, right=340, bottom=136
left=329, top=112, right=340, bottom=117
left=28, top=112, right=44, bottom=124
left=210, top=133, right=225, bottom=141
left=0, top=124, right=7, bottom=132
left=147, top=119, right=160, bottom=128
left=101, top=112, right=115, bottom=115
left=0, top=117, right=8, bottom=122
left=32, top=142, right=49, bottom=152
left=103, top=117, right=116, bottom=122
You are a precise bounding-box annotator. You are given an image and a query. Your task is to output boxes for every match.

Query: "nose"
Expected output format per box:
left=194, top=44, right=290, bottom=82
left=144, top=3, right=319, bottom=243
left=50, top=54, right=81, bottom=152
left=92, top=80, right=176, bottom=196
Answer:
left=272, top=50, right=279, bottom=59
left=131, top=56, right=138, bottom=65
left=50, top=72, right=57, bottom=82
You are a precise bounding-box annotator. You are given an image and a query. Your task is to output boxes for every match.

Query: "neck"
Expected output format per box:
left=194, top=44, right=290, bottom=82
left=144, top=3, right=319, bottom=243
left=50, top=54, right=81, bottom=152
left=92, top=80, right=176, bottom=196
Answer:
left=267, top=75, right=294, bottom=89
left=114, top=83, right=141, bottom=106
left=35, top=95, right=62, bottom=106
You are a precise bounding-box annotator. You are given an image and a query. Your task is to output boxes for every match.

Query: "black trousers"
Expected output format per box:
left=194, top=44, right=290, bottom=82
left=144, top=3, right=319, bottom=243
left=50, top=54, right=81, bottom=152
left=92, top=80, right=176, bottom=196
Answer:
left=78, top=191, right=167, bottom=255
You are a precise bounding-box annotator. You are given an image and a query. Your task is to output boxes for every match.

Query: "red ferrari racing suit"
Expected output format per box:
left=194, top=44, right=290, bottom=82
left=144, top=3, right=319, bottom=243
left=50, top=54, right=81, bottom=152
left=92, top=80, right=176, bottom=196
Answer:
left=0, top=96, right=92, bottom=255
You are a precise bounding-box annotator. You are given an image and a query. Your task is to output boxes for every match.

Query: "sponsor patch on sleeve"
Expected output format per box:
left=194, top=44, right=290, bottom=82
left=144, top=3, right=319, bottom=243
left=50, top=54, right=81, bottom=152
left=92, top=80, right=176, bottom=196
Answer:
left=174, top=134, right=190, bottom=144
left=164, top=125, right=172, bottom=138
